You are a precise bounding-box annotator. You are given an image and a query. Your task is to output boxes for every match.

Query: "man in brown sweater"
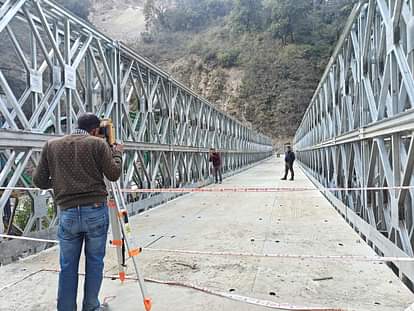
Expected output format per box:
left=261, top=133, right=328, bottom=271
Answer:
left=33, top=113, right=123, bottom=311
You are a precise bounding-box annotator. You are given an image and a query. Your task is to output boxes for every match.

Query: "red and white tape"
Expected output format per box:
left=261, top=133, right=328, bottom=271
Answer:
left=1, top=185, right=414, bottom=193
left=120, top=185, right=414, bottom=193
left=143, top=276, right=344, bottom=311
left=143, top=248, right=414, bottom=262
left=0, top=268, right=345, bottom=310
left=1, top=234, right=414, bottom=263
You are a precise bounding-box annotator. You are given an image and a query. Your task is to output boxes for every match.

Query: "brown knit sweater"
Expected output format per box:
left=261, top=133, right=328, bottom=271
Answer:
left=33, top=132, right=122, bottom=210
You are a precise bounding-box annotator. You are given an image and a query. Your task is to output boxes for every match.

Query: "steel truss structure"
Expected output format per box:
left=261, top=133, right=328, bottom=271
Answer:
left=0, top=0, right=272, bottom=236
left=294, top=0, right=414, bottom=284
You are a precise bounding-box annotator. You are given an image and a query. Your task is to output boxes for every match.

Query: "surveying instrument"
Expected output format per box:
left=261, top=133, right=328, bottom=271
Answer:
left=100, top=119, right=152, bottom=311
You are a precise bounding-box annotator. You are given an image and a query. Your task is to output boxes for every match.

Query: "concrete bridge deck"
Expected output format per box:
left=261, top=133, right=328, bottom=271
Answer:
left=0, top=157, right=413, bottom=311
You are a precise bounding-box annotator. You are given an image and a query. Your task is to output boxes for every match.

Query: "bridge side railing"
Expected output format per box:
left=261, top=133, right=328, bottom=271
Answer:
left=0, top=0, right=272, bottom=245
left=294, top=0, right=414, bottom=284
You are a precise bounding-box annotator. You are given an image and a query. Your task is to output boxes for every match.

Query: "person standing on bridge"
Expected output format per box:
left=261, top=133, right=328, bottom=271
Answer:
left=33, top=113, right=124, bottom=311
left=209, top=148, right=222, bottom=184
left=281, top=145, right=295, bottom=181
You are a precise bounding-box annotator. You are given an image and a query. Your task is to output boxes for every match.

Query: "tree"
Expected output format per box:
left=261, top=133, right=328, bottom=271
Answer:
left=230, top=0, right=264, bottom=32
left=143, top=0, right=172, bottom=31
left=264, top=0, right=313, bottom=44
left=143, top=0, right=233, bottom=32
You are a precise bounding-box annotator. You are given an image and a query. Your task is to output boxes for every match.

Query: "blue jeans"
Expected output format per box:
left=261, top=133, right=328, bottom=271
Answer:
left=57, top=203, right=109, bottom=311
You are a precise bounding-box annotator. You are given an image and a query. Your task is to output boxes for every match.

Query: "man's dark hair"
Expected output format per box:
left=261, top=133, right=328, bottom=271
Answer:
left=77, top=113, right=100, bottom=132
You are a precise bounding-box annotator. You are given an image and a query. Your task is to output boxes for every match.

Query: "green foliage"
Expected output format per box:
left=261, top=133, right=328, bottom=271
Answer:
left=229, top=0, right=264, bottom=32
left=10, top=196, right=55, bottom=232
left=217, top=49, right=240, bottom=68
left=143, top=0, right=355, bottom=45
left=144, top=0, right=232, bottom=32
left=203, top=51, right=218, bottom=63
left=144, top=0, right=172, bottom=30
left=138, top=0, right=357, bottom=139
left=14, top=196, right=31, bottom=231
left=263, top=0, right=313, bottom=44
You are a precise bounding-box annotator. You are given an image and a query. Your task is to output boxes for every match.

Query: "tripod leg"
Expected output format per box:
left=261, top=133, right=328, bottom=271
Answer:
left=110, top=181, right=152, bottom=311
left=108, top=199, right=126, bottom=282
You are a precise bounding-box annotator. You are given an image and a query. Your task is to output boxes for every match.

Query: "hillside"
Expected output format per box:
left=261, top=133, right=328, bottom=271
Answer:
left=89, top=0, right=146, bottom=42
left=87, top=0, right=355, bottom=143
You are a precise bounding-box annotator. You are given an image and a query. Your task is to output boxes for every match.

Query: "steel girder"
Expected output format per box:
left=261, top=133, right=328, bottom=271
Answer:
left=0, top=0, right=272, bottom=235
left=294, top=0, right=414, bottom=283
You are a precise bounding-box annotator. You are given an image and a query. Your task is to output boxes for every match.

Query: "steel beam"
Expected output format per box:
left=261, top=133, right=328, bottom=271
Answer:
left=295, top=0, right=414, bottom=285
left=0, top=0, right=272, bottom=238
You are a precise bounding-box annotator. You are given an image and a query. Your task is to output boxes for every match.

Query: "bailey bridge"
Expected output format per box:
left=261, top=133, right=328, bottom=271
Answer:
left=1, top=0, right=414, bottom=310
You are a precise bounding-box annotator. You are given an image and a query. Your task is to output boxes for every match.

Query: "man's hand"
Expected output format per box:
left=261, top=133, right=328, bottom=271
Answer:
left=112, top=144, right=124, bottom=153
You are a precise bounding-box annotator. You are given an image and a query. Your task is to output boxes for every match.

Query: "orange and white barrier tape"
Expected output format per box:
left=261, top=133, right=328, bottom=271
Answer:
left=1, top=185, right=414, bottom=193
left=143, top=247, right=414, bottom=262
left=0, top=268, right=345, bottom=310
left=120, top=185, right=414, bottom=193
left=1, top=234, right=414, bottom=263
left=143, top=277, right=344, bottom=311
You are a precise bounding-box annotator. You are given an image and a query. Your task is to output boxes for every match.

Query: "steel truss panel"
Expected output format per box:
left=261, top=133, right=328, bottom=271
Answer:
left=295, top=0, right=414, bottom=284
left=0, top=0, right=272, bottom=236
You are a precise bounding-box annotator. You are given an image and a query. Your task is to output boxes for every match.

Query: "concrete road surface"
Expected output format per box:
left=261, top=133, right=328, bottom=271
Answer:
left=0, top=157, right=413, bottom=311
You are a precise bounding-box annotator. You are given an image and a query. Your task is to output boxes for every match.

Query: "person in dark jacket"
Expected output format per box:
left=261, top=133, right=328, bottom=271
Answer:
left=209, top=148, right=222, bottom=184
left=33, top=113, right=123, bottom=311
left=281, top=146, right=295, bottom=181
